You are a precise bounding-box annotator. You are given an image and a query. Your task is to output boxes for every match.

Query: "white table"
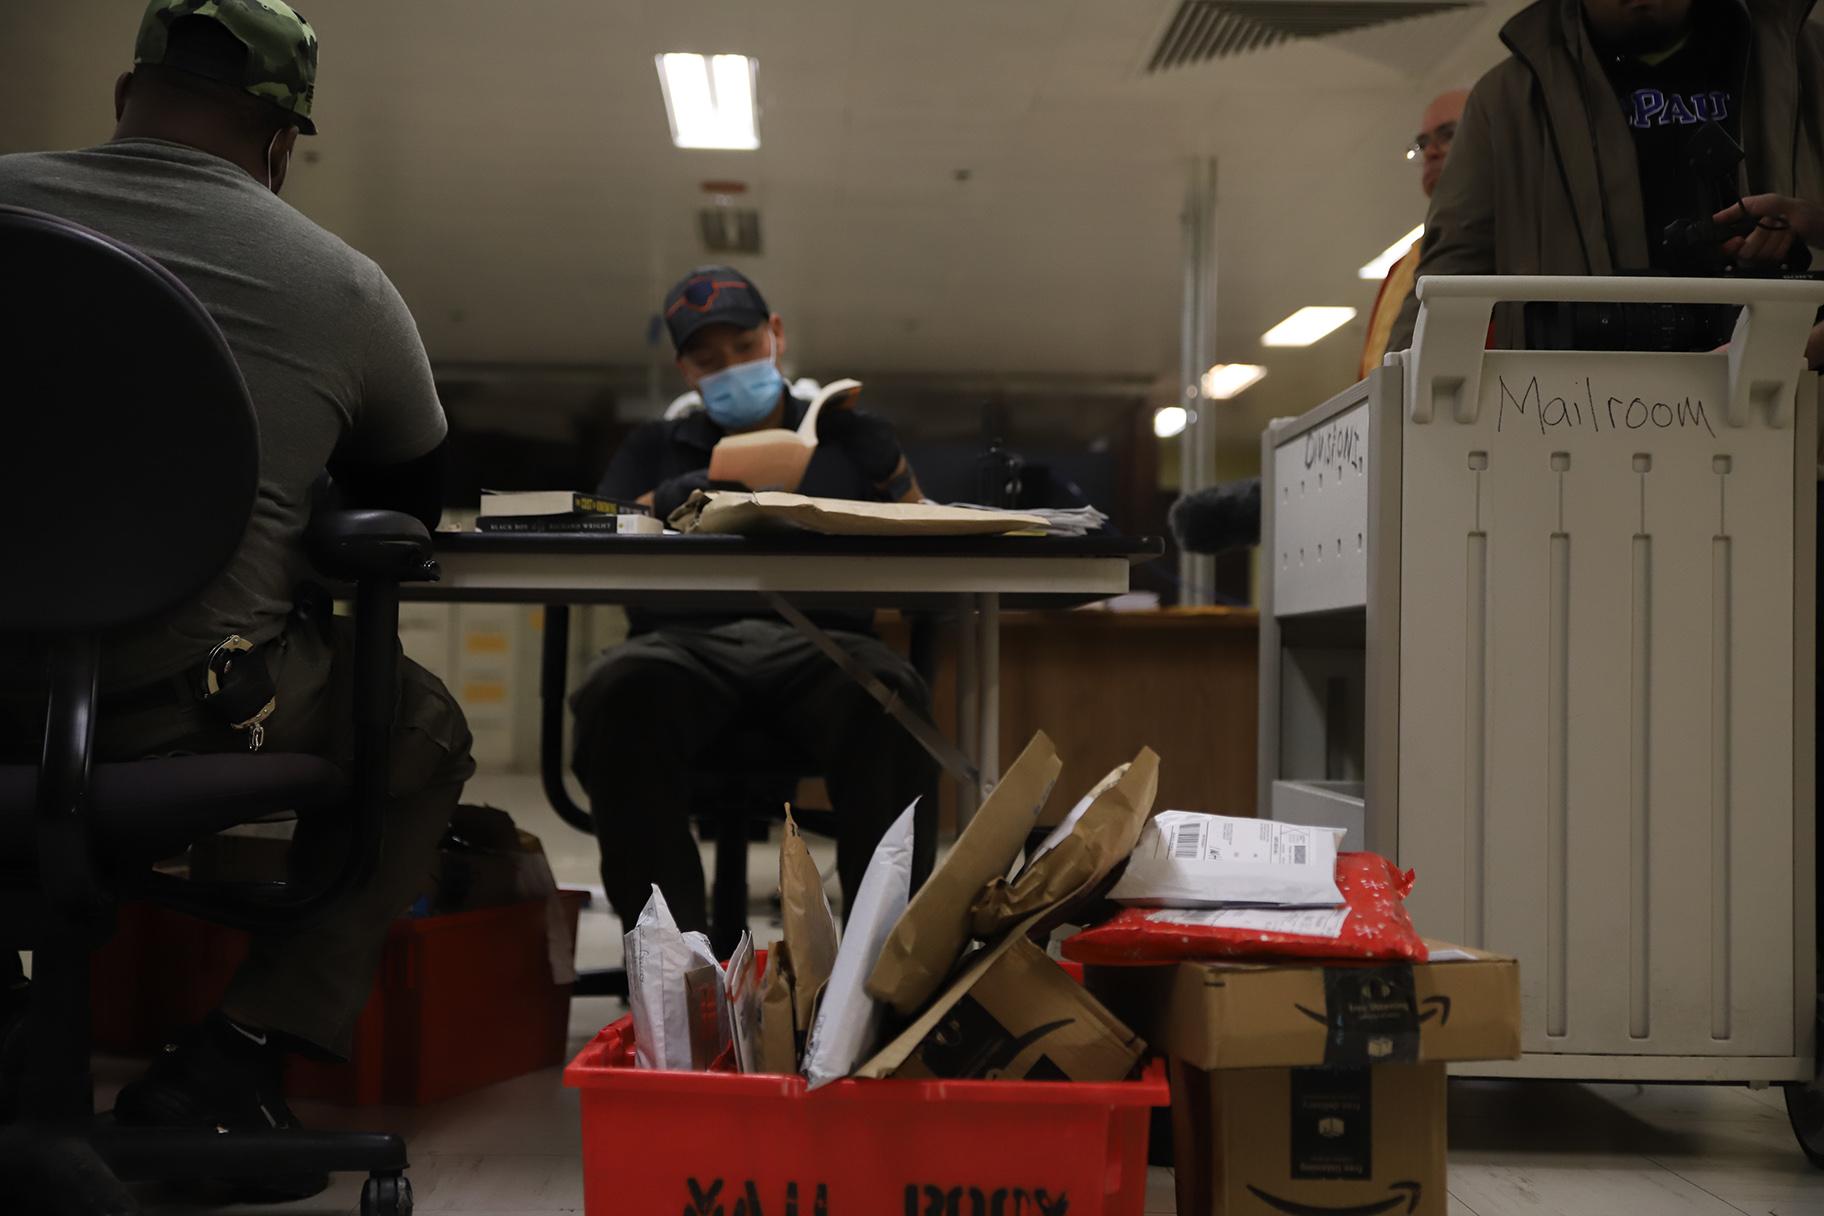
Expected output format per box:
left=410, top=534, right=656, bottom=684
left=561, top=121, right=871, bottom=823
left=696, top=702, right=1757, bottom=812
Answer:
left=415, top=532, right=1159, bottom=825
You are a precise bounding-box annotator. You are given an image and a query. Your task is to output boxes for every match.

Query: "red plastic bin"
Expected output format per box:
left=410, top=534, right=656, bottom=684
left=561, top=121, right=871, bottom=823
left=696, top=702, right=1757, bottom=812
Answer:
left=564, top=1015, right=1169, bottom=1216
left=92, top=892, right=585, bottom=1106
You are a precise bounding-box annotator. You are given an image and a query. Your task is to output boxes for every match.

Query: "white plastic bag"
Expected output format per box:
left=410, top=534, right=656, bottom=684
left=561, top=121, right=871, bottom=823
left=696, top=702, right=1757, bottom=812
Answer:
left=726, top=930, right=761, bottom=1073
left=1108, top=812, right=1346, bottom=908
left=624, top=885, right=726, bottom=1070
left=802, top=802, right=917, bottom=1090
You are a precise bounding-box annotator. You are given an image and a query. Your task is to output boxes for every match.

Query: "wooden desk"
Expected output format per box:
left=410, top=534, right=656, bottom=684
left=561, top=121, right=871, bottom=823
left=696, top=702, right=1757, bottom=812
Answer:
left=887, top=607, right=1260, bottom=826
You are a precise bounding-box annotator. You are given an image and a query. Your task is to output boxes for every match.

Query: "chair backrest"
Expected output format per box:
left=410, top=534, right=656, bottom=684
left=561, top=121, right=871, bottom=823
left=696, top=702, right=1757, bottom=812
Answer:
left=0, top=204, right=258, bottom=635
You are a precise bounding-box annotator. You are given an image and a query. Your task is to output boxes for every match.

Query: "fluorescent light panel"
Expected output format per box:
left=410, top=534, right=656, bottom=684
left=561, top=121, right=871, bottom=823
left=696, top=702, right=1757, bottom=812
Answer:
left=1262, top=306, right=1357, bottom=348
left=1201, top=364, right=1267, bottom=399
left=1358, top=224, right=1425, bottom=280
left=656, top=53, right=759, bottom=150
left=1153, top=405, right=1189, bottom=439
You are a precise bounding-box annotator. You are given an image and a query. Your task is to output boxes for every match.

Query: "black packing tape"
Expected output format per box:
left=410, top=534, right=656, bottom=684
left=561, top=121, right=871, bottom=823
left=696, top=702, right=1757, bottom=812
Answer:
left=1319, top=965, right=1420, bottom=1066
left=1289, top=1065, right=1374, bottom=1179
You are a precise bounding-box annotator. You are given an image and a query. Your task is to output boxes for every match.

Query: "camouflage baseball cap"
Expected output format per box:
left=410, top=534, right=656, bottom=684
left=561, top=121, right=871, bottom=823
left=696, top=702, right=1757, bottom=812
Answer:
left=134, top=0, right=318, bottom=134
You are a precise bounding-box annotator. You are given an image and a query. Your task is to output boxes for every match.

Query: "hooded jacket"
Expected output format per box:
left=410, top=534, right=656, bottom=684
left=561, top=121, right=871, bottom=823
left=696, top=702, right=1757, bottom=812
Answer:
left=1387, top=0, right=1824, bottom=351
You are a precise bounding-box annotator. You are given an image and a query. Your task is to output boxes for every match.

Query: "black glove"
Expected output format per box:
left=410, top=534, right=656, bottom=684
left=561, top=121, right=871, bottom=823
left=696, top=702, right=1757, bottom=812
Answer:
left=817, top=407, right=908, bottom=488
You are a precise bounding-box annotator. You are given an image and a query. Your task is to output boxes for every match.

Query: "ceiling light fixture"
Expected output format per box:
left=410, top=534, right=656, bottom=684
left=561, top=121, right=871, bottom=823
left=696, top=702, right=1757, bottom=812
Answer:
left=1262, top=306, right=1357, bottom=348
left=1358, top=224, right=1425, bottom=280
left=1201, top=364, right=1267, bottom=399
left=656, top=53, right=760, bottom=150
left=1153, top=405, right=1189, bottom=439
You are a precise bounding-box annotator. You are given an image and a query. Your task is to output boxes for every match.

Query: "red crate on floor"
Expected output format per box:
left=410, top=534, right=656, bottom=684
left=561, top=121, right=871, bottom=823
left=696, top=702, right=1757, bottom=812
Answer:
left=564, top=1015, right=1168, bottom=1216
left=92, top=892, right=585, bottom=1106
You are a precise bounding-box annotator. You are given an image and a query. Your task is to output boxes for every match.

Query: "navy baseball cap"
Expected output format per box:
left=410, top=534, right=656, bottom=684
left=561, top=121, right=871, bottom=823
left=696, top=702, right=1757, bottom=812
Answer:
left=662, top=265, right=771, bottom=354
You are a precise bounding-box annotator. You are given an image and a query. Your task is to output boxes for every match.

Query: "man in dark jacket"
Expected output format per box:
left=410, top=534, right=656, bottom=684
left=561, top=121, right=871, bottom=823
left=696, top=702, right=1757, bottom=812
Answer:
left=1388, top=0, right=1824, bottom=352
left=572, top=266, right=936, bottom=932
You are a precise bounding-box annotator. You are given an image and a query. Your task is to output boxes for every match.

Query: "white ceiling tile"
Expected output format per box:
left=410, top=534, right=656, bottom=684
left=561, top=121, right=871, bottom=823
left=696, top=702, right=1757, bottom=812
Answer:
left=0, top=0, right=1513, bottom=382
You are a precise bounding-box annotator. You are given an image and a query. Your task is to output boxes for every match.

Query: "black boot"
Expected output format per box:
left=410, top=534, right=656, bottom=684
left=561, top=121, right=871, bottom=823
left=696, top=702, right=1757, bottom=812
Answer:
left=113, top=1012, right=327, bottom=1203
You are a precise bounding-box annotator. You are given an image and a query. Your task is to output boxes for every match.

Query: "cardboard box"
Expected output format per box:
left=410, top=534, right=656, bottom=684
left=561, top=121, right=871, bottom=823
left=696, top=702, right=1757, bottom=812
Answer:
left=1089, top=947, right=1520, bottom=1071
left=878, top=936, right=1143, bottom=1082
left=1087, top=947, right=1520, bottom=1216
left=1172, top=1061, right=1446, bottom=1216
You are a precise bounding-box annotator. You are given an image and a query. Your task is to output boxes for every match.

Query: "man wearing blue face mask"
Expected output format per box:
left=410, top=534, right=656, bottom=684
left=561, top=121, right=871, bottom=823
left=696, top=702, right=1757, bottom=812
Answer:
left=607, top=266, right=922, bottom=517
left=573, top=266, right=935, bottom=934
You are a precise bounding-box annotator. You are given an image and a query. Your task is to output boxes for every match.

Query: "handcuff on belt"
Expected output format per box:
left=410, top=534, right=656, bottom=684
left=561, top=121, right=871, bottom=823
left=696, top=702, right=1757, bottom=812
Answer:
left=203, top=635, right=278, bottom=752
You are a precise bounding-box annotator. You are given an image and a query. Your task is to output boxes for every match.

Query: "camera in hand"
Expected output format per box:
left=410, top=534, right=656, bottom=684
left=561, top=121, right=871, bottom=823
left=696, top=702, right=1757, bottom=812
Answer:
left=1655, top=122, right=1808, bottom=277
left=1524, top=121, right=1815, bottom=353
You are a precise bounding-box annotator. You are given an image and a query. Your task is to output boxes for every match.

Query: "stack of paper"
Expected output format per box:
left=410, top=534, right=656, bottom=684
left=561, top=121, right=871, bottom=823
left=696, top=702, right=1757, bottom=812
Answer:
left=948, top=503, right=1111, bottom=537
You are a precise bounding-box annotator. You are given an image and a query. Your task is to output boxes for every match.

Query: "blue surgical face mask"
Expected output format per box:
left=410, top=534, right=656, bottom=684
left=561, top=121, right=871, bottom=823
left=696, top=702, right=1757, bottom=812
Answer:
left=698, top=334, right=785, bottom=430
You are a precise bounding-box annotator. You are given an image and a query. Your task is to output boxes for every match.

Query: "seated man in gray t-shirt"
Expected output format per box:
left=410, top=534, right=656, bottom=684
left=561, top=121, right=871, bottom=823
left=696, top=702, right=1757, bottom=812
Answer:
left=0, top=3, right=472, bottom=1198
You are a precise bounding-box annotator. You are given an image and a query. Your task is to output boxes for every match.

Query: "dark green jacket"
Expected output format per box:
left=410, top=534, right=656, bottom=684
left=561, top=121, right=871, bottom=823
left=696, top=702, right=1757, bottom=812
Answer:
left=1389, top=0, right=1824, bottom=350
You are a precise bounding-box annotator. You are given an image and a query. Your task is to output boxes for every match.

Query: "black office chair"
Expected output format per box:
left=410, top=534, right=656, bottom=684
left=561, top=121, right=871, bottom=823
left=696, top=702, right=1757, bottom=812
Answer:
left=693, top=731, right=837, bottom=960
left=0, top=205, right=431, bottom=1214
left=537, top=608, right=939, bottom=991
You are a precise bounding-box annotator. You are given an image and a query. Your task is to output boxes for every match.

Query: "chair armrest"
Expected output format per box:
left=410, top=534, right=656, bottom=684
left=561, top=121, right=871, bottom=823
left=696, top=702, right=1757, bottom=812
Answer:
left=307, top=509, right=439, bottom=584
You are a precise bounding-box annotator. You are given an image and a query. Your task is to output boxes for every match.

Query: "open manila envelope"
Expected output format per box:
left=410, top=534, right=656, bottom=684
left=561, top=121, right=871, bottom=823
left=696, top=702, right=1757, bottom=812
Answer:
left=865, top=732, right=1063, bottom=1018
left=668, top=491, right=1048, bottom=537
left=854, top=748, right=1161, bottom=1083
left=707, top=379, right=861, bottom=492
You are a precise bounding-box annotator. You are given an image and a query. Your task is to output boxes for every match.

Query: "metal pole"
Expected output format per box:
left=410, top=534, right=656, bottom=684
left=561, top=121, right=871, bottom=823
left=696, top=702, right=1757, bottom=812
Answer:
left=1196, top=158, right=1220, bottom=601
left=977, top=592, right=1001, bottom=806
left=956, top=595, right=980, bottom=827
left=1178, top=168, right=1200, bottom=604
left=1178, top=157, right=1219, bottom=605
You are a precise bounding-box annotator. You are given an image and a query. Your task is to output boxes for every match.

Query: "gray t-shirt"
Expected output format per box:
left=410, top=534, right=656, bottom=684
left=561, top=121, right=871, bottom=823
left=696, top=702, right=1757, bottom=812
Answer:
left=0, top=138, right=447, bottom=687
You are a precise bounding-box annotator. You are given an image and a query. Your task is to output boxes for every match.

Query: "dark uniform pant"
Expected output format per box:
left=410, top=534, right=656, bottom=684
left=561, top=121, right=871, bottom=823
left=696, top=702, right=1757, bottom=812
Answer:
left=570, top=619, right=935, bottom=932
left=3, top=614, right=474, bottom=1060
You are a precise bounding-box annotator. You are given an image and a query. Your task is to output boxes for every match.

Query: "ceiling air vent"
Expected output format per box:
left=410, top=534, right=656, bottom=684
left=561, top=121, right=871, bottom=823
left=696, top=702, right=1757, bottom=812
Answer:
left=1147, top=0, right=1477, bottom=71
left=698, top=205, right=761, bottom=255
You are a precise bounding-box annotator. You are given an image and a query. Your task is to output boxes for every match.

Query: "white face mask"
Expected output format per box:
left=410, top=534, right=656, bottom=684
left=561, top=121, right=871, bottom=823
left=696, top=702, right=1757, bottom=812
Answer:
left=264, top=129, right=287, bottom=193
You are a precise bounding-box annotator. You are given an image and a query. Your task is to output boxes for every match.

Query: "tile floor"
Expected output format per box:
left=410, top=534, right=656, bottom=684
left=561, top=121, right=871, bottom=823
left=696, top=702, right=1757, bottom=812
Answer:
left=109, top=773, right=1824, bottom=1215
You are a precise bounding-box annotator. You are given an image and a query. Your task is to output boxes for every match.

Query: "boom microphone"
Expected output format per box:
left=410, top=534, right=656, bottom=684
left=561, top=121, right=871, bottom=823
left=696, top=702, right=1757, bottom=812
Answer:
left=1170, top=477, right=1261, bottom=555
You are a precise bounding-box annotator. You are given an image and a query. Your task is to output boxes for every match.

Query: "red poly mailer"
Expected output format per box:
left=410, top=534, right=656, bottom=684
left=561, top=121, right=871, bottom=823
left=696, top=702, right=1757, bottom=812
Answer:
left=1062, top=853, right=1428, bottom=965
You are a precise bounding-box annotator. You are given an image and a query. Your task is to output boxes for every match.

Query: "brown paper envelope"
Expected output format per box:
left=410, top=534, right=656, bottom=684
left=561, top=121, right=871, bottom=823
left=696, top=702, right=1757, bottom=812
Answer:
left=866, top=732, right=1063, bottom=1017
left=780, top=808, right=839, bottom=1028
left=757, top=940, right=799, bottom=1075
left=677, top=490, right=1048, bottom=537
left=969, top=747, right=1160, bottom=940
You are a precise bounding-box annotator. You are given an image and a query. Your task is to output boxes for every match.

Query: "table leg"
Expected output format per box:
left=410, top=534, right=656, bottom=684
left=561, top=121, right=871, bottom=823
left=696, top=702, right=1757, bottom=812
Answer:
left=957, top=595, right=981, bottom=825
left=538, top=605, right=594, bottom=835
left=977, top=592, right=1001, bottom=807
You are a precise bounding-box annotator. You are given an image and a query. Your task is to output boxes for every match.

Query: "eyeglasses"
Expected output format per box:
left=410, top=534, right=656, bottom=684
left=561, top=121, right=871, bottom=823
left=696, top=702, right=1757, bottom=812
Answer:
left=1405, top=121, right=1458, bottom=161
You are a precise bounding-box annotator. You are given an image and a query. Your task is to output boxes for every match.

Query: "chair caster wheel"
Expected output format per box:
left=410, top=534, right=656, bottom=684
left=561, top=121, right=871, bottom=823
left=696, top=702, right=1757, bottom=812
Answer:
left=361, top=1172, right=413, bottom=1216
left=1790, top=1075, right=1824, bottom=1169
